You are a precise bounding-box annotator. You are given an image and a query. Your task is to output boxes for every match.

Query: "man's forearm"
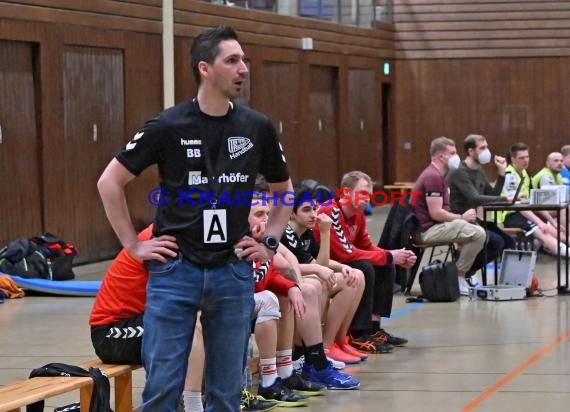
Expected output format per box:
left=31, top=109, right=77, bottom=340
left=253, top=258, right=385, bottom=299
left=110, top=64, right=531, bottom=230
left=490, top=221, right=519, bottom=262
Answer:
left=264, top=180, right=294, bottom=240
left=98, top=177, right=138, bottom=250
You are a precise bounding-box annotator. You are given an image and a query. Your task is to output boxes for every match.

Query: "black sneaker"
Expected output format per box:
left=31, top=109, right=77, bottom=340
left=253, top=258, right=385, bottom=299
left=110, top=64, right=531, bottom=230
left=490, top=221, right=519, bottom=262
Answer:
left=282, top=370, right=327, bottom=397
left=257, top=378, right=309, bottom=407
left=372, top=329, right=408, bottom=347
left=241, top=387, right=278, bottom=411
left=349, top=333, right=394, bottom=353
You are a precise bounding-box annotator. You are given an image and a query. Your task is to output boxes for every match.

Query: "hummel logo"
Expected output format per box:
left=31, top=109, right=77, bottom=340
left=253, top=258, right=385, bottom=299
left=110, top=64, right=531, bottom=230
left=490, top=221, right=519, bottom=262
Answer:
left=228, top=137, right=253, bottom=159
left=126, top=131, right=144, bottom=150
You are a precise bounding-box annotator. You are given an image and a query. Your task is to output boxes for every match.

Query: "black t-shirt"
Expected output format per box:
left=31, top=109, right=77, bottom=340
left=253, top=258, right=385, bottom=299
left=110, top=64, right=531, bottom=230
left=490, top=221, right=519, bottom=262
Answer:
left=280, top=225, right=320, bottom=264
left=116, top=99, right=289, bottom=267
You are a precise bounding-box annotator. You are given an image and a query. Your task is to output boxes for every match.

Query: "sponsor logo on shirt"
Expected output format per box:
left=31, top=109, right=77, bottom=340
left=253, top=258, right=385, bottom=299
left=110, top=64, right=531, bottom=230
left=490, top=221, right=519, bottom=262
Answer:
left=228, top=137, right=253, bottom=159
left=180, top=138, right=202, bottom=146
left=188, top=171, right=208, bottom=185
left=218, top=172, right=249, bottom=183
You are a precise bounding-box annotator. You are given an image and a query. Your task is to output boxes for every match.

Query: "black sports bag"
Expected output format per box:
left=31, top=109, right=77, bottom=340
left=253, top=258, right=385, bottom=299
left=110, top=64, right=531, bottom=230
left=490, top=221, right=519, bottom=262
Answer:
left=419, top=260, right=460, bottom=302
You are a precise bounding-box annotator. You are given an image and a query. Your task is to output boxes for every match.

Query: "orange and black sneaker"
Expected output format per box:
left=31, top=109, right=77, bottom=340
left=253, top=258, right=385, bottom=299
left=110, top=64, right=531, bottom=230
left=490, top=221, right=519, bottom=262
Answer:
left=348, top=334, right=394, bottom=353
left=371, top=329, right=408, bottom=347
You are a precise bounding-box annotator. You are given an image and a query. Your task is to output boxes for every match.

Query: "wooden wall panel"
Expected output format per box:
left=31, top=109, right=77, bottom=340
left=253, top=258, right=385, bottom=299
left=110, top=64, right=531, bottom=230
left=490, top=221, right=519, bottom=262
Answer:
left=394, top=0, right=570, bottom=59
left=297, top=65, right=339, bottom=189
left=0, top=40, right=42, bottom=245
left=123, top=31, right=162, bottom=233
left=61, top=45, right=125, bottom=262
left=341, top=69, right=382, bottom=184
left=0, top=0, right=161, bottom=33
left=255, top=60, right=301, bottom=183
left=393, top=57, right=570, bottom=183
left=174, top=0, right=395, bottom=59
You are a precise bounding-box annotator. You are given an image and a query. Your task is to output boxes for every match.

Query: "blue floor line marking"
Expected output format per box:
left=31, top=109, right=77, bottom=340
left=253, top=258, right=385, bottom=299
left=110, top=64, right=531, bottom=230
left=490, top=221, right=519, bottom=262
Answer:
left=382, top=302, right=426, bottom=322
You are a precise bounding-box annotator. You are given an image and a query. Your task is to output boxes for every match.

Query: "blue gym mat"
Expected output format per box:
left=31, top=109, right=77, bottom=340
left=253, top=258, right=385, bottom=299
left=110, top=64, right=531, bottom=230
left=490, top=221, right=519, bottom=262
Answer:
left=2, top=273, right=101, bottom=297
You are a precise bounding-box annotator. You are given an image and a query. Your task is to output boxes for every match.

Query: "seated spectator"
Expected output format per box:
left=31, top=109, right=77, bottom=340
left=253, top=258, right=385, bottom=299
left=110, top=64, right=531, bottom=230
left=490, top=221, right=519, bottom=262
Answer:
left=248, top=199, right=361, bottom=393
left=314, top=171, right=416, bottom=353
left=532, top=151, right=568, bottom=232
left=89, top=225, right=276, bottom=412
left=532, top=152, right=565, bottom=188
left=413, top=137, right=487, bottom=286
left=560, top=145, right=570, bottom=186
left=281, top=188, right=366, bottom=364
left=447, top=134, right=516, bottom=278
left=500, top=143, right=567, bottom=256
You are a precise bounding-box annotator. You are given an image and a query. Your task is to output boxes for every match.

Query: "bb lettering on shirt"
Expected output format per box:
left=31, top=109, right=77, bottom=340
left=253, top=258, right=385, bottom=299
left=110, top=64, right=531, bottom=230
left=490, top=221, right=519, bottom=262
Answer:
left=203, top=209, right=227, bottom=243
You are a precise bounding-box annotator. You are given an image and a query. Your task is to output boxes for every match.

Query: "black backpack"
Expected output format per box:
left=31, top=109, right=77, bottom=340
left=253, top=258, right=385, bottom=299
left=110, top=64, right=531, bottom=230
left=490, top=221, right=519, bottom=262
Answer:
left=26, top=363, right=112, bottom=412
left=419, top=260, right=460, bottom=302
left=0, top=233, right=77, bottom=280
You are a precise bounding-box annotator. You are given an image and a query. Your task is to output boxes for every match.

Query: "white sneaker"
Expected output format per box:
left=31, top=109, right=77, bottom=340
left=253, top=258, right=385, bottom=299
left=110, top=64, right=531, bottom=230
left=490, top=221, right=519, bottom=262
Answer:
left=292, top=354, right=345, bottom=371
left=327, top=356, right=345, bottom=370
left=466, top=272, right=482, bottom=288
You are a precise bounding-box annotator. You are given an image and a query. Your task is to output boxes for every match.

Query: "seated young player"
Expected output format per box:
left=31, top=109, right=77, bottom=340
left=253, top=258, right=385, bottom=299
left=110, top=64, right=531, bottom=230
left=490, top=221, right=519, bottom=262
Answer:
left=280, top=188, right=366, bottom=364
left=246, top=199, right=361, bottom=393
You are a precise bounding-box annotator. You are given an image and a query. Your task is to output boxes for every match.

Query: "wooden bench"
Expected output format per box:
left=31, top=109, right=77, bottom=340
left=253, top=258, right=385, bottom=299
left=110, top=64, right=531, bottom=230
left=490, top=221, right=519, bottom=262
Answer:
left=0, top=359, right=141, bottom=412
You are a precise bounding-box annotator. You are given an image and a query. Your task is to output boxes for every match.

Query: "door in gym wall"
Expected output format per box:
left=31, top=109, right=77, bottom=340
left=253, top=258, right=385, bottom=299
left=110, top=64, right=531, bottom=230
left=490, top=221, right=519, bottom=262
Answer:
left=61, top=45, right=124, bottom=262
left=0, top=40, right=42, bottom=245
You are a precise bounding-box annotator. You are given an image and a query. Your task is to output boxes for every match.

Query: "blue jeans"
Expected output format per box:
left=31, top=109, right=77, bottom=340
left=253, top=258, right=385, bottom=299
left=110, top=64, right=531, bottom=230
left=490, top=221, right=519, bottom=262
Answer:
left=141, top=257, right=254, bottom=412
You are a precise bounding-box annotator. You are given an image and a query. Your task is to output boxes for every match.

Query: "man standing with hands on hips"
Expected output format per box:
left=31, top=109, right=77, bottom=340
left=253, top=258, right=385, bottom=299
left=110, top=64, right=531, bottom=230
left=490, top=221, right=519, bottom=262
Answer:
left=97, top=25, right=293, bottom=412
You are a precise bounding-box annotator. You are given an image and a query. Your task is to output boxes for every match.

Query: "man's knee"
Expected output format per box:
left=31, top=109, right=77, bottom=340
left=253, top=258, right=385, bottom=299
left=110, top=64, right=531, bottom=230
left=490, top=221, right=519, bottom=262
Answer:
left=300, top=282, right=320, bottom=303
left=254, top=290, right=281, bottom=323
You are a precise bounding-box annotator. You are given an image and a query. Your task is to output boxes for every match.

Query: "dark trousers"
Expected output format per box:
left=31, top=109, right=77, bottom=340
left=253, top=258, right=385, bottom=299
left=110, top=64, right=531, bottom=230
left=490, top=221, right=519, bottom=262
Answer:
left=346, top=260, right=395, bottom=331
left=468, top=219, right=516, bottom=276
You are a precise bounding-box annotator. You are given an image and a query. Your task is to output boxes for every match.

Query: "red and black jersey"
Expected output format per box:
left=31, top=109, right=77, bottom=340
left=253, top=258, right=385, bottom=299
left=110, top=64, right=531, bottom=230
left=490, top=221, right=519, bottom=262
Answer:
left=254, top=259, right=295, bottom=297
left=314, top=200, right=391, bottom=266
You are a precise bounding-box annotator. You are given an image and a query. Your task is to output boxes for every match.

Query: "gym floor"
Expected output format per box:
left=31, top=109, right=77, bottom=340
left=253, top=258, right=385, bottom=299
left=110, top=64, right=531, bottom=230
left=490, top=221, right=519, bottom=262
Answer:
left=1, top=205, right=569, bottom=411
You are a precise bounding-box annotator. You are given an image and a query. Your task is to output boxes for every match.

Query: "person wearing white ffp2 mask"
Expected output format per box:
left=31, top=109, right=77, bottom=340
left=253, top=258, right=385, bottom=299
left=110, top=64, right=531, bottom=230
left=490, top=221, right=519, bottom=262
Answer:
left=447, top=154, right=461, bottom=170
left=477, top=148, right=492, bottom=165
left=446, top=134, right=516, bottom=282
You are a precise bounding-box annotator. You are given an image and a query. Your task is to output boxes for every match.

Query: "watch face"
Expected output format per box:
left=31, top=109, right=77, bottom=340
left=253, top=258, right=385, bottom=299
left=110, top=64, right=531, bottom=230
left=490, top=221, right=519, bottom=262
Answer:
left=264, top=236, right=279, bottom=250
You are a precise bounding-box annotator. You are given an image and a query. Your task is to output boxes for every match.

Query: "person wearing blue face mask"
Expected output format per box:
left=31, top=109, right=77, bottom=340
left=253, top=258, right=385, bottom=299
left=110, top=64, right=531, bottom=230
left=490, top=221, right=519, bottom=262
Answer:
left=447, top=134, right=517, bottom=284
left=413, top=137, right=486, bottom=287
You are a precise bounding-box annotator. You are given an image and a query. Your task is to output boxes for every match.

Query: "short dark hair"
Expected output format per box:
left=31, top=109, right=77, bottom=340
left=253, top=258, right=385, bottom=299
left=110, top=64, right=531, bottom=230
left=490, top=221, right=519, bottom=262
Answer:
left=293, top=180, right=332, bottom=212
left=508, top=142, right=529, bottom=162
left=190, top=25, right=238, bottom=84
left=292, top=188, right=315, bottom=214
left=463, top=134, right=485, bottom=154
